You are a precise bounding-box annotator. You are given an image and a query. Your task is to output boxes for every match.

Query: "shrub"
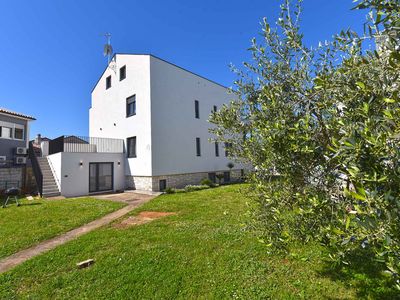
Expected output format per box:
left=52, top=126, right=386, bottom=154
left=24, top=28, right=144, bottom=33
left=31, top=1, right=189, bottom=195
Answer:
left=165, top=187, right=175, bottom=194
left=216, top=174, right=224, bottom=185
left=184, top=185, right=209, bottom=192
left=201, top=178, right=215, bottom=187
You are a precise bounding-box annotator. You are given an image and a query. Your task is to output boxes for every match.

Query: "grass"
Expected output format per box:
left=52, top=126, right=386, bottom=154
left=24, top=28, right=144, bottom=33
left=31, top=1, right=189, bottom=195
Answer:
left=0, top=185, right=396, bottom=299
left=0, top=197, right=125, bottom=259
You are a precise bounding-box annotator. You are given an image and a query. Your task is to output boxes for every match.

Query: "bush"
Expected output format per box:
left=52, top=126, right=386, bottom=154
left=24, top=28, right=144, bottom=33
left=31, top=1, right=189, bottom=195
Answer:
left=184, top=185, right=209, bottom=192
left=164, top=187, right=175, bottom=194
left=200, top=178, right=215, bottom=187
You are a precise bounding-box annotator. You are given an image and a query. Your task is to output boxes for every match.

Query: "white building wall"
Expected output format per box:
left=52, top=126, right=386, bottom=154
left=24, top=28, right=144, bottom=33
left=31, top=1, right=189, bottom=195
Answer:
left=47, top=152, right=125, bottom=198
left=149, top=56, right=236, bottom=176
left=89, top=54, right=242, bottom=191
left=89, top=55, right=152, bottom=177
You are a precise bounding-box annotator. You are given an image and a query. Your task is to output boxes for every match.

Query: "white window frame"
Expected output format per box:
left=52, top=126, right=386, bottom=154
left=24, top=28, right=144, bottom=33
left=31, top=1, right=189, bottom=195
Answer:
left=0, top=126, right=12, bottom=139
left=0, top=121, right=25, bottom=140
left=14, top=127, right=24, bottom=140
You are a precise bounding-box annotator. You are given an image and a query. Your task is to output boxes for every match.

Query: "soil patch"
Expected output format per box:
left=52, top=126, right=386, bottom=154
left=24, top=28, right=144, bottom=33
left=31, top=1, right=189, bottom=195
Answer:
left=115, top=211, right=176, bottom=228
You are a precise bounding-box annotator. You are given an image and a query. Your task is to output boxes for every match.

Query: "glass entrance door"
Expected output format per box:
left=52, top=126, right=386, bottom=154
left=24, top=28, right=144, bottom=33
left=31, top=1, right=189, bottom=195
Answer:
left=89, top=163, right=113, bottom=193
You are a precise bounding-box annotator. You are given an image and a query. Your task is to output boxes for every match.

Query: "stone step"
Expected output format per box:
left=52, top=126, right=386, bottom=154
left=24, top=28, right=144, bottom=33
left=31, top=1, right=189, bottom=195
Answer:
left=43, top=192, right=61, bottom=198
left=43, top=189, right=60, bottom=195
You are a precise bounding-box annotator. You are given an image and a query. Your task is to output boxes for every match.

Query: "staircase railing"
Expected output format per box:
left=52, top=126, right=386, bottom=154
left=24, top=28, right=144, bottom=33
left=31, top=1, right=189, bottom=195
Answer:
left=28, top=141, right=43, bottom=197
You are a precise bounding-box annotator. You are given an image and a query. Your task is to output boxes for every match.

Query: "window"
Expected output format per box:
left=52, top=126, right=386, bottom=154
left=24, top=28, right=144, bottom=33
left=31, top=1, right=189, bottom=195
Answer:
left=215, top=142, right=219, bottom=157
left=196, top=137, right=201, bottom=156
left=224, top=171, right=231, bottom=183
left=120, top=65, right=126, bottom=81
left=106, top=75, right=111, bottom=89
left=126, top=95, right=136, bottom=117
left=14, top=128, right=24, bottom=140
left=213, top=105, right=217, bottom=113
left=224, top=142, right=232, bottom=157
left=159, top=179, right=167, bottom=192
left=195, top=100, right=200, bottom=119
left=241, top=169, right=245, bottom=179
left=127, top=137, right=137, bottom=158
left=208, top=172, right=216, bottom=183
left=0, top=127, right=12, bottom=139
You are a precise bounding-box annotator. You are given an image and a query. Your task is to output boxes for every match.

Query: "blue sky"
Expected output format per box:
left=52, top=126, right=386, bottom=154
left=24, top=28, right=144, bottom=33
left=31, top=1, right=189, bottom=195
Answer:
left=0, top=0, right=366, bottom=138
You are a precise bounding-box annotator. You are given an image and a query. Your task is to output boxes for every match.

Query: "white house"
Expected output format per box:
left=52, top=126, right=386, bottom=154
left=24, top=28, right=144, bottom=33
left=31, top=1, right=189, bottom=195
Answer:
left=89, top=54, right=243, bottom=192
left=36, top=54, right=244, bottom=197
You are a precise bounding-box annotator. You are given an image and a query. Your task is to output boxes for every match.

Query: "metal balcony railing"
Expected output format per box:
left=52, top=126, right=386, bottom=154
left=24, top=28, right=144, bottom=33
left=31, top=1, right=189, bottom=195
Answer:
left=48, top=136, right=124, bottom=155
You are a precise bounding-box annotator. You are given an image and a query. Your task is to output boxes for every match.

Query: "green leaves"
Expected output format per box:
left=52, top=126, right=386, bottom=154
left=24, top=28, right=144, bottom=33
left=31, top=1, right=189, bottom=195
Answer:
left=210, top=0, right=400, bottom=287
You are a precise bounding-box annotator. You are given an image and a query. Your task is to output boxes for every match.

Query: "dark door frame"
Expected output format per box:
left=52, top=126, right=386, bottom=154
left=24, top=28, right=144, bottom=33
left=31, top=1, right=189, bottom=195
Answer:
left=89, top=162, right=114, bottom=193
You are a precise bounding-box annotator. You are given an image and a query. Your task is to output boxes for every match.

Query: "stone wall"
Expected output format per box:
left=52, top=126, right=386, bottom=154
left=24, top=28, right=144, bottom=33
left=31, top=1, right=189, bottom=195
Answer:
left=126, top=169, right=245, bottom=192
left=0, top=167, right=23, bottom=191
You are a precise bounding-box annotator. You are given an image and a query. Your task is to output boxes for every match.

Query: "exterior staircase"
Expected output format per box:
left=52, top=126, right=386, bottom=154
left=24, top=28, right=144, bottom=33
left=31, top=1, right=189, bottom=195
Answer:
left=37, top=157, right=61, bottom=197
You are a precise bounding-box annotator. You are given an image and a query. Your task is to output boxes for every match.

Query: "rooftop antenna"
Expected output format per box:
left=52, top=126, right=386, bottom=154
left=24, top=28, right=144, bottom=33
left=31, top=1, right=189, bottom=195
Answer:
left=103, top=33, right=113, bottom=65
left=103, top=33, right=116, bottom=73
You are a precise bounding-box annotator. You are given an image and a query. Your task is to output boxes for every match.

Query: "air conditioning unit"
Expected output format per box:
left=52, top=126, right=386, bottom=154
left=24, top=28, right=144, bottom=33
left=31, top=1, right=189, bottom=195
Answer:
left=0, top=156, right=6, bottom=166
left=15, top=157, right=27, bottom=164
left=16, top=147, right=28, bottom=155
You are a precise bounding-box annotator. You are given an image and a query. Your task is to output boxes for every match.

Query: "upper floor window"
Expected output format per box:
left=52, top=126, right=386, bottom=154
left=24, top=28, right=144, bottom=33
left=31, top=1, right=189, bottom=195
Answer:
left=213, top=105, right=217, bottom=113
left=106, top=75, right=112, bottom=89
left=0, top=126, right=12, bottom=139
left=127, top=136, right=137, bottom=158
left=14, top=128, right=24, bottom=140
left=224, top=142, right=232, bottom=157
left=120, top=65, right=126, bottom=81
left=196, top=137, right=201, bottom=156
left=195, top=100, right=200, bottom=119
left=126, top=95, right=136, bottom=117
left=215, top=142, right=219, bottom=157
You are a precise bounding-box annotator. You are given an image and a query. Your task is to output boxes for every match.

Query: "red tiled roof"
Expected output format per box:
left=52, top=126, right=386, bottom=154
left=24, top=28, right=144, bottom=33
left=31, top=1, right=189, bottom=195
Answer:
left=0, top=108, right=36, bottom=120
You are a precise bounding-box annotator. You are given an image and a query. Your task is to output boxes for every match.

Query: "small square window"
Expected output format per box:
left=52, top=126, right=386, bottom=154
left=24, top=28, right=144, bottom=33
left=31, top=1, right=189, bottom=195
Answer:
left=106, top=75, right=112, bottom=89
left=127, top=136, right=137, bottom=158
left=120, top=66, right=126, bottom=81
left=14, top=128, right=24, bottom=140
left=126, top=95, right=136, bottom=117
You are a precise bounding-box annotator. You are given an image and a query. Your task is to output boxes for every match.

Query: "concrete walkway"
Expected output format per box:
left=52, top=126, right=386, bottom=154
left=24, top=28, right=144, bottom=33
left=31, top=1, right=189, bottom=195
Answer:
left=0, top=192, right=156, bottom=274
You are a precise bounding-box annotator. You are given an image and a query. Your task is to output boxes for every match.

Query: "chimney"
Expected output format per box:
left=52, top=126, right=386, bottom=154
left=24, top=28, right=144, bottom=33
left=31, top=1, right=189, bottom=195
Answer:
left=35, top=134, right=42, bottom=145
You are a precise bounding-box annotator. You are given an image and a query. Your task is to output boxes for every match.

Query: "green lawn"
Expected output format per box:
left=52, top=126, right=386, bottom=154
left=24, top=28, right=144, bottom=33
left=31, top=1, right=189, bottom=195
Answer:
left=0, top=197, right=125, bottom=259
left=0, top=185, right=396, bottom=299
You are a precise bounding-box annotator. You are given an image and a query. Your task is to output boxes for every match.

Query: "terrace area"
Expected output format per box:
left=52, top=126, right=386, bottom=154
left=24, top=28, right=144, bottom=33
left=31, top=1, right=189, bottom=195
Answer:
left=48, top=136, right=124, bottom=154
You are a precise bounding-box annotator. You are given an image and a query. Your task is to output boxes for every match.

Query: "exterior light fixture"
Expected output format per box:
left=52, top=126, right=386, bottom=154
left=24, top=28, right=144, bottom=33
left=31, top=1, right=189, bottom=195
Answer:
left=79, top=161, right=83, bottom=166
left=117, top=161, right=121, bottom=165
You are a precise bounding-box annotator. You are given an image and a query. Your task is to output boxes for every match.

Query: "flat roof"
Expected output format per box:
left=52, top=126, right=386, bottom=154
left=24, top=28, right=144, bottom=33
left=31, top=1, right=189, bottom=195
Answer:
left=0, top=108, right=36, bottom=120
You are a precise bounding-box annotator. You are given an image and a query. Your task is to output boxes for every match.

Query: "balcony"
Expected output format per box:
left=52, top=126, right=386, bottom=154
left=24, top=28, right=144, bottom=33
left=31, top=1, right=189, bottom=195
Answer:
left=48, top=135, right=124, bottom=155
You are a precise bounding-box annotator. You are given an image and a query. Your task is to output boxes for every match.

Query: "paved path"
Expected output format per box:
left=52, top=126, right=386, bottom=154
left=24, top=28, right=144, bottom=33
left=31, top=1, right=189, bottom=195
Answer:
left=0, top=193, right=156, bottom=274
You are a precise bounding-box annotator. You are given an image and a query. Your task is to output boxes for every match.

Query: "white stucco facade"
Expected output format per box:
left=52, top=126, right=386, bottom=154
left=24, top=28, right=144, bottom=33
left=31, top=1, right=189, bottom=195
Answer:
left=89, top=54, right=243, bottom=191
left=47, top=152, right=125, bottom=197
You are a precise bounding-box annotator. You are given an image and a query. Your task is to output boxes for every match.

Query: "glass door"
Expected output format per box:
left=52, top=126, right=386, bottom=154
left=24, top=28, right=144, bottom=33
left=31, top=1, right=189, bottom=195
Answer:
left=89, top=163, right=113, bottom=193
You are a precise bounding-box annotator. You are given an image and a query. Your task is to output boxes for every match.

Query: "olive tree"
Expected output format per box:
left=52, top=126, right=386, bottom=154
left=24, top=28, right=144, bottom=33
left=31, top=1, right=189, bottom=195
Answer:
left=210, top=0, right=400, bottom=287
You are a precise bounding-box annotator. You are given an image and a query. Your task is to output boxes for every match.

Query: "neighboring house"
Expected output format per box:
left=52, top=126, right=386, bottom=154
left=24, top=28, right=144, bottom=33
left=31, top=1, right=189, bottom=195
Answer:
left=36, top=54, right=245, bottom=197
left=0, top=108, right=35, bottom=190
